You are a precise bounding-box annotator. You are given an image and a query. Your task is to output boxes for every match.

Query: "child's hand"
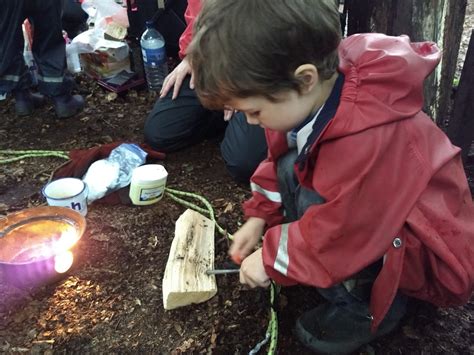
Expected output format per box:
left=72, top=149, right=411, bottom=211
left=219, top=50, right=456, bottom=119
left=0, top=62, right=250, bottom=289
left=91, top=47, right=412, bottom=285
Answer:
left=229, top=217, right=266, bottom=264
left=239, top=248, right=270, bottom=288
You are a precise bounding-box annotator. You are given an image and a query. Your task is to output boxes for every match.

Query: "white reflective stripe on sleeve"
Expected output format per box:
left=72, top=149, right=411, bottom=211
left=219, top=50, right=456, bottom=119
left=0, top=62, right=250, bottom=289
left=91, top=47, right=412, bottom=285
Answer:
left=273, top=223, right=289, bottom=276
left=37, top=75, right=63, bottom=83
left=250, top=182, right=282, bottom=203
left=0, top=75, right=20, bottom=82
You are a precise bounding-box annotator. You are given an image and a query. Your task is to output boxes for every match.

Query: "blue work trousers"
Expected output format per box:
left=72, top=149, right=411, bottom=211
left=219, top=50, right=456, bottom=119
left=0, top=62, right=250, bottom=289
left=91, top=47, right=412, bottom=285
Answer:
left=0, top=0, right=71, bottom=96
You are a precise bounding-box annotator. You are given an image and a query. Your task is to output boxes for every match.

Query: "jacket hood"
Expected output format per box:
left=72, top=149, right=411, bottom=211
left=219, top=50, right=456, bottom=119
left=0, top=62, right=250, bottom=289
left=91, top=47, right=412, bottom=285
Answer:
left=321, top=33, right=441, bottom=141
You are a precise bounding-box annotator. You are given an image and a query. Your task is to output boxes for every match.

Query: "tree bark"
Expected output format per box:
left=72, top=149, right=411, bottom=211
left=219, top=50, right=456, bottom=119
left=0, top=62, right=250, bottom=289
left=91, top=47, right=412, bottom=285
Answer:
left=447, top=30, right=474, bottom=163
left=345, top=0, right=467, bottom=124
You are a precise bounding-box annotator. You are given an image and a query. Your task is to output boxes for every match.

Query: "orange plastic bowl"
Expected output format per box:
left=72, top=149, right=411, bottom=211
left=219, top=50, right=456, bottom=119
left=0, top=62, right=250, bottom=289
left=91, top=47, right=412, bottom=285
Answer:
left=0, top=206, right=86, bottom=287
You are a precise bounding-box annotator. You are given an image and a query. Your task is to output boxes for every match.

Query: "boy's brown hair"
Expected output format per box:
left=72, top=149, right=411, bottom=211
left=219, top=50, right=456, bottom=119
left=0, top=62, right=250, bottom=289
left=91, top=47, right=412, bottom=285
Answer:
left=188, top=0, right=342, bottom=110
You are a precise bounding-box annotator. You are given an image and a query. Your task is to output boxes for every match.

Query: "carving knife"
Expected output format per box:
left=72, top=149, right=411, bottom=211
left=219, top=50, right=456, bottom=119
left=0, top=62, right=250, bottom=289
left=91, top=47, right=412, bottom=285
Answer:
left=205, top=268, right=240, bottom=275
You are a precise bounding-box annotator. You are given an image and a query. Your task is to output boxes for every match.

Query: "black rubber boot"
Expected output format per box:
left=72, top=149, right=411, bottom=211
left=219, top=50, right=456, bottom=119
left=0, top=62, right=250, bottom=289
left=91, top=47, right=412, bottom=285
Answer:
left=294, top=298, right=406, bottom=354
left=14, top=90, right=46, bottom=116
left=52, top=94, right=84, bottom=118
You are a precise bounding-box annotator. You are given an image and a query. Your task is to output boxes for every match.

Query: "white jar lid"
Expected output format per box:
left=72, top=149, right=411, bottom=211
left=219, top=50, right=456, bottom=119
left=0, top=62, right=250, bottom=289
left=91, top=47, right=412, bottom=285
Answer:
left=132, top=164, right=168, bottom=182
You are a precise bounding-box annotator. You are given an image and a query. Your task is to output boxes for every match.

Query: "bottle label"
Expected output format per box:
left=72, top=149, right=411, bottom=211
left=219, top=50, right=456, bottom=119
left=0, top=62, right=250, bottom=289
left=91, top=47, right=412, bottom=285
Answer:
left=142, top=47, right=166, bottom=66
left=139, top=186, right=164, bottom=201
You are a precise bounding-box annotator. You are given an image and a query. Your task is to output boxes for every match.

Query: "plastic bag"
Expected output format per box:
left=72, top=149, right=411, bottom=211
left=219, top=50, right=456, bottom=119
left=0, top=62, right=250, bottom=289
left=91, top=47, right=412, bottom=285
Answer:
left=68, top=0, right=129, bottom=60
left=82, top=143, right=147, bottom=203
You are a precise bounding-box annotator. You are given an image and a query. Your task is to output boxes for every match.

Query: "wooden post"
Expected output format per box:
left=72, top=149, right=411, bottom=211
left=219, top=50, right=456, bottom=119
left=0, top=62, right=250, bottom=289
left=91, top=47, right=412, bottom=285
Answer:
left=345, top=0, right=467, bottom=124
left=447, top=30, right=474, bottom=163
left=162, top=209, right=217, bottom=310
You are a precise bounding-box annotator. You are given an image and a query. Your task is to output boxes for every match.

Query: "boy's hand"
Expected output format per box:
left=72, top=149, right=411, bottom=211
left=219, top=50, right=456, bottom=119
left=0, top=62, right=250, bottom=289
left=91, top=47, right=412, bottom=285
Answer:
left=160, top=57, right=194, bottom=99
left=229, top=217, right=266, bottom=264
left=239, top=248, right=270, bottom=288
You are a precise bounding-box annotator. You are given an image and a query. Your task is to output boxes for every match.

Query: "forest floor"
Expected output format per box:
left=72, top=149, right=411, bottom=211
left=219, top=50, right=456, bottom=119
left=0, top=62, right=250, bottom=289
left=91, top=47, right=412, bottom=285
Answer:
left=1, top=4, right=473, bottom=354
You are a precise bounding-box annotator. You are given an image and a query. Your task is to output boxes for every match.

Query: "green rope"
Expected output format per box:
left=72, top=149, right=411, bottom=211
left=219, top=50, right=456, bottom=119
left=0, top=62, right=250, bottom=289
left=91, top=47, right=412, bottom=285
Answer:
left=268, top=282, right=279, bottom=354
left=165, top=187, right=232, bottom=239
left=164, top=186, right=279, bottom=354
left=165, top=192, right=210, bottom=216
left=0, top=149, right=69, bottom=164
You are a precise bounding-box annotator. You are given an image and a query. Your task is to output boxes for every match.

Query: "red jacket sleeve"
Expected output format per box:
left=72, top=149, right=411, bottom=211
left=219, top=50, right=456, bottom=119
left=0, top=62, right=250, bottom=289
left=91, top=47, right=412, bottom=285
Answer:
left=178, top=0, right=202, bottom=59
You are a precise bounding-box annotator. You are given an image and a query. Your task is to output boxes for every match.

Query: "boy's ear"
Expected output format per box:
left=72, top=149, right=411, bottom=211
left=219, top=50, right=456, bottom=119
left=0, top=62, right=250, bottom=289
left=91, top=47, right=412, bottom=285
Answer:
left=294, top=64, right=319, bottom=93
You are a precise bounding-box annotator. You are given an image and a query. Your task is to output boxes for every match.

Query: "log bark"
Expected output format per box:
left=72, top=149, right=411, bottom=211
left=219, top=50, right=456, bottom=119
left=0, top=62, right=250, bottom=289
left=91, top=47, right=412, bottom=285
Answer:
left=162, top=209, right=217, bottom=310
left=345, top=0, right=467, bottom=124
left=447, top=30, right=474, bottom=163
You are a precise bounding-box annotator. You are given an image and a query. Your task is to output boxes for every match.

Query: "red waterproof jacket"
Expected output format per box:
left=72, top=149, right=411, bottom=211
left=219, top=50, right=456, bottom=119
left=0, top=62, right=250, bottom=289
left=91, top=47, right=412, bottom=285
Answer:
left=243, top=33, right=474, bottom=330
left=178, top=0, right=201, bottom=59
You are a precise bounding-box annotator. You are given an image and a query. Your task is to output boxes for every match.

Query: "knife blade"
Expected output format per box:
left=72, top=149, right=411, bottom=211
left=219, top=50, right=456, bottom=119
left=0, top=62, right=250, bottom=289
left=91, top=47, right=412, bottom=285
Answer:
left=206, top=268, right=240, bottom=275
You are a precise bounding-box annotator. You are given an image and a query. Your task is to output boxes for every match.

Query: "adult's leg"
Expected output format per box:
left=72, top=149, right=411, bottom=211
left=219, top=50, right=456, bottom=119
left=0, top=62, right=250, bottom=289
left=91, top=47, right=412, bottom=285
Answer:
left=221, top=112, right=267, bottom=183
left=62, top=0, right=88, bottom=39
left=29, top=0, right=70, bottom=97
left=144, top=75, right=226, bottom=152
left=29, top=0, right=83, bottom=117
left=0, top=0, right=30, bottom=94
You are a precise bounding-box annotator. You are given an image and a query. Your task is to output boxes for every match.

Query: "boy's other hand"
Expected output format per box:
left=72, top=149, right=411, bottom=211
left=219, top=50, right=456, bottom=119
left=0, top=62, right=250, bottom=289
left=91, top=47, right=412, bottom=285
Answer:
left=239, top=248, right=270, bottom=288
left=229, top=217, right=266, bottom=264
left=160, top=57, right=194, bottom=99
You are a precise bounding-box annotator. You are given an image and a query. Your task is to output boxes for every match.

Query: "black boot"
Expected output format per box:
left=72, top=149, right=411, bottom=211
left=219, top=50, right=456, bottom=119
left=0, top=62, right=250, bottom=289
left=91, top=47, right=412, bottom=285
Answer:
left=14, top=90, right=46, bottom=116
left=52, top=94, right=84, bottom=118
left=294, top=295, right=407, bottom=354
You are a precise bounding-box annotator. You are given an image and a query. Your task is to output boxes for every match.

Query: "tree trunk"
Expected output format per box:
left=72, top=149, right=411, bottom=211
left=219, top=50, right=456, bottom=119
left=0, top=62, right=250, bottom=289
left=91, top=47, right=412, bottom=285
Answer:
left=447, top=30, right=474, bottom=163
left=345, top=0, right=467, bottom=124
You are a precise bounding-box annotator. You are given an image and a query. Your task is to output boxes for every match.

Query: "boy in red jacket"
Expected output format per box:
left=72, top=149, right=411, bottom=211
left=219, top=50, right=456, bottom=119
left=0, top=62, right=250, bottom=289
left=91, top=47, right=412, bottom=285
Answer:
left=189, top=0, right=474, bottom=353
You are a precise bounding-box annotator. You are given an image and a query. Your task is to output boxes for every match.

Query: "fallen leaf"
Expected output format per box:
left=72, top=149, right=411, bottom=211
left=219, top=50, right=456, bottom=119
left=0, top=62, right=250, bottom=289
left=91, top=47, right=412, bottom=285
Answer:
left=174, top=324, right=184, bottom=336
left=402, top=325, right=420, bottom=339
left=223, top=202, right=234, bottom=213
left=106, top=92, right=118, bottom=102
left=90, top=233, right=110, bottom=242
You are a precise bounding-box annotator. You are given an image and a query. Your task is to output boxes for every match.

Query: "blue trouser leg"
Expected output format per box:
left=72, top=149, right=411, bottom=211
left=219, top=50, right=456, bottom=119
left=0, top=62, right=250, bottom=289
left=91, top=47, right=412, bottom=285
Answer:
left=30, top=0, right=71, bottom=97
left=0, top=0, right=31, bottom=94
left=144, top=75, right=267, bottom=182
left=144, top=76, right=226, bottom=152
left=0, top=0, right=69, bottom=97
left=221, top=111, right=267, bottom=183
left=276, top=149, right=407, bottom=320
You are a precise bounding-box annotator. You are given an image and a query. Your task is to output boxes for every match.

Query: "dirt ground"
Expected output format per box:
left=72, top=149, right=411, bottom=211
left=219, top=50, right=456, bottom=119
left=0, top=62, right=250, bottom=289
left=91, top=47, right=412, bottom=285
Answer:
left=1, top=10, right=474, bottom=355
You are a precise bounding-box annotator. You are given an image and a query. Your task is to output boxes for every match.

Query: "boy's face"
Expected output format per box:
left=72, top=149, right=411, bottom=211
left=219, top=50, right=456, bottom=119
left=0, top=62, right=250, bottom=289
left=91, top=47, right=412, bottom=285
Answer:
left=228, top=90, right=314, bottom=132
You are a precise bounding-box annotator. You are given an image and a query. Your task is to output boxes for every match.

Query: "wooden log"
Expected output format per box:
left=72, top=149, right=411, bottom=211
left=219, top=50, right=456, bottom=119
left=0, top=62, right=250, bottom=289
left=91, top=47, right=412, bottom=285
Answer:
left=162, top=209, right=217, bottom=310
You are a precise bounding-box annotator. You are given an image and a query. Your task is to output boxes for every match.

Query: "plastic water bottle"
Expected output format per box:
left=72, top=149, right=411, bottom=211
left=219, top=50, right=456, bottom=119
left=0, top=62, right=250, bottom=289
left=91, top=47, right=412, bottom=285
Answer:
left=140, top=21, right=168, bottom=90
